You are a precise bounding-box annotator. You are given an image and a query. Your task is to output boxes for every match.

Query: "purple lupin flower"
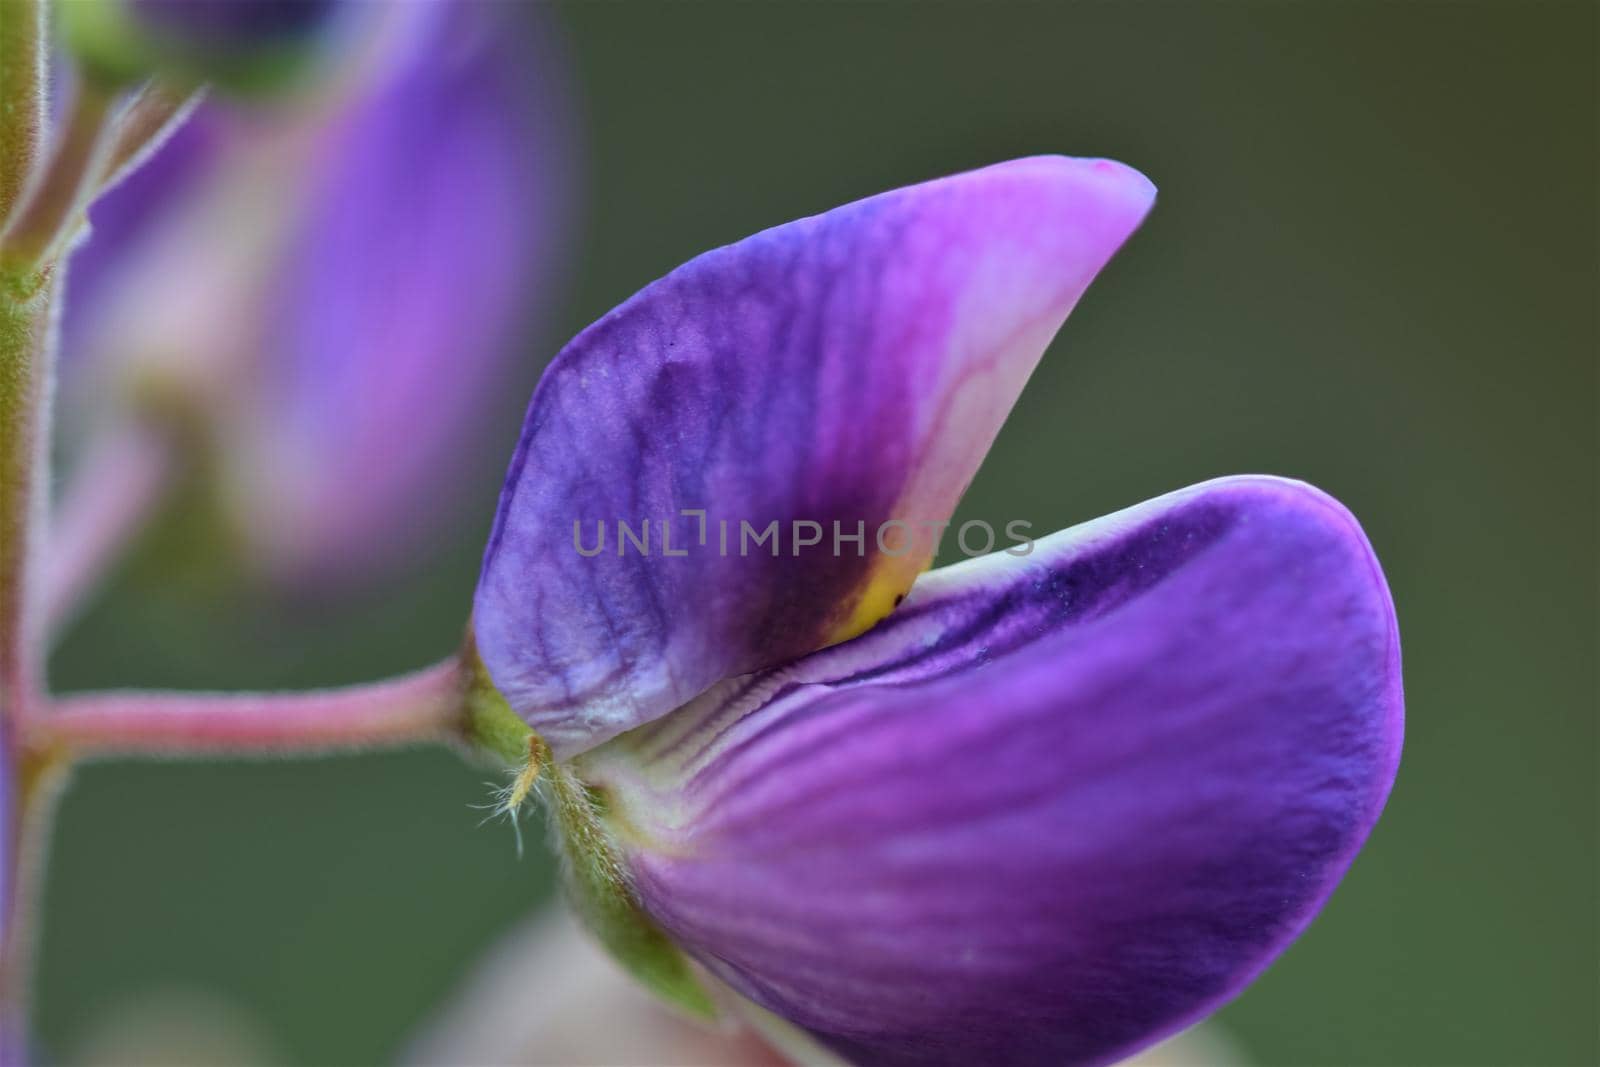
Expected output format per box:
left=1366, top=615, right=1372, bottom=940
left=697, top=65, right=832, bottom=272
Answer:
left=469, top=157, right=1403, bottom=1064
left=60, top=1, right=573, bottom=587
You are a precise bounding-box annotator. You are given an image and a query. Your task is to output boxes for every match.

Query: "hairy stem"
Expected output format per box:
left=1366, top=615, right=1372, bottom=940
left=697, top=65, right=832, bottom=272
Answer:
left=0, top=1, right=49, bottom=1041
left=0, top=0, right=45, bottom=229
left=0, top=275, right=55, bottom=725
left=0, top=31, right=207, bottom=1053
left=0, top=86, right=116, bottom=693
left=0, top=745, right=67, bottom=1055
left=33, top=656, right=475, bottom=759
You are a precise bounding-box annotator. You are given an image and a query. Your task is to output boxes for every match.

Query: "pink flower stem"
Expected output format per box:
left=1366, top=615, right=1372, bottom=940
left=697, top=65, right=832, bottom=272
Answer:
left=33, top=656, right=472, bottom=760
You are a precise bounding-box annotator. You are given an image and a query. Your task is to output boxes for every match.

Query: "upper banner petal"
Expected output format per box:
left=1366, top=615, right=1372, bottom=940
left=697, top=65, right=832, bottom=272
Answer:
left=576, top=475, right=1404, bottom=1067
left=474, top=155, right=1156, bottom=756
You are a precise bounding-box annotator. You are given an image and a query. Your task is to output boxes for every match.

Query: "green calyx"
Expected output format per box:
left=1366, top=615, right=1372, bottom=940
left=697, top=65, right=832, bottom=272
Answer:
left=543, top=760, right=718, bottom=1021
left=459, top=642, right=717, bottom=1020
left=460, top=649, right=533, bottom=766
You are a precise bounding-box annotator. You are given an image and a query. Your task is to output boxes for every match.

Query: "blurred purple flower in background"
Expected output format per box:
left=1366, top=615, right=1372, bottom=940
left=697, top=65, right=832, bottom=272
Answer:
left=466, top=158, right=1403, bottom=1066
left=55, top=0, right=574, bottom=594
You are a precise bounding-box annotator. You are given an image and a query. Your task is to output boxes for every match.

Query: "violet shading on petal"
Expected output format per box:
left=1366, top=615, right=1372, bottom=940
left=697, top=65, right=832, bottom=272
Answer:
left=475, top=155, right=1156, bottom=756
left=576, top=475, right=1404, bottom=1067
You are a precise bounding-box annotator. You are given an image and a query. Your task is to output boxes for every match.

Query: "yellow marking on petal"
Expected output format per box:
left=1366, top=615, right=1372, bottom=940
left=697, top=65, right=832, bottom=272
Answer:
left=824, top=559, right=924, bottom=646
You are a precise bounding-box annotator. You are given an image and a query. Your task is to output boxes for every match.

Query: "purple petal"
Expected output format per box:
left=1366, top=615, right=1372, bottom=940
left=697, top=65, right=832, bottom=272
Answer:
left=474, top=156, right=1156, bottom=757
left=575, top=476, right=1404, bottom=1067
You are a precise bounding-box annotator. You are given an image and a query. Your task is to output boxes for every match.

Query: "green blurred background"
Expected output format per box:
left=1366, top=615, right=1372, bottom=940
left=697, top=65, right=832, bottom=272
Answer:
left=37, top=2, right=1596, bottom=1064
